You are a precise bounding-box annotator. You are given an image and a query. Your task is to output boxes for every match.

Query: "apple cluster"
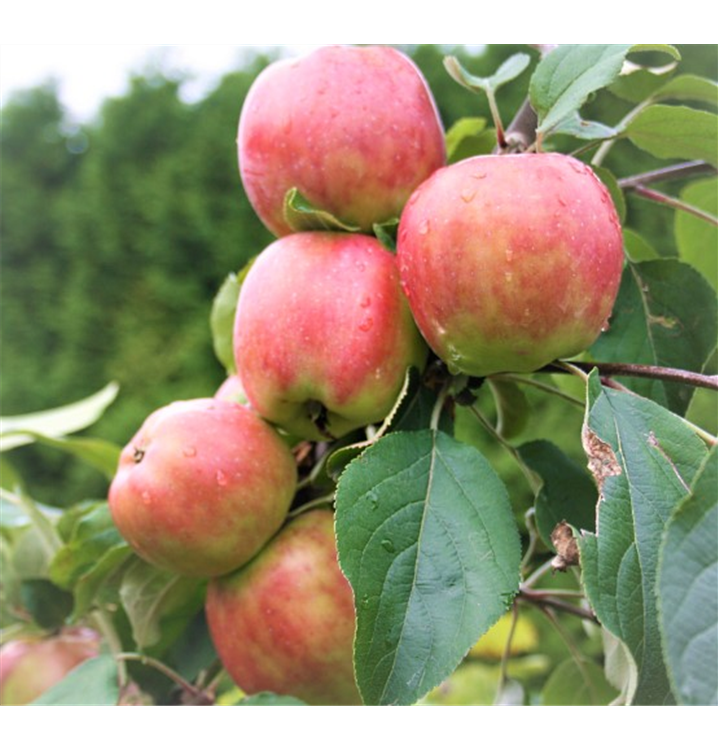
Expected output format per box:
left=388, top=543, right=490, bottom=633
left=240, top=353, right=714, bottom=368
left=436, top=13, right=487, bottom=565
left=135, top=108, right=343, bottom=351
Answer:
left=106, top=44, right=624, bottom=706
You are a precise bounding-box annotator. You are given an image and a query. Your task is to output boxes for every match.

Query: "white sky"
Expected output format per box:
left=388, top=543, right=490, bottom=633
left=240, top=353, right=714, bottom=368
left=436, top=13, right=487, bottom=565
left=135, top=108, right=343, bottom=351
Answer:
left=0, top=45, right=315, bottom=122
left=0, top=42, right=467, bottom=124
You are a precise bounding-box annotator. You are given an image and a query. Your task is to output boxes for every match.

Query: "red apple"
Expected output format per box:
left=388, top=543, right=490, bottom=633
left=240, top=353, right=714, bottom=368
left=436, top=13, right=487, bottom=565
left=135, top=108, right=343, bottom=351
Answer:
left=0, top=628, right=100, bottom=705
left=238, top=45, right=446, bottom=237
left=206, top=508, right=361, bottom=706
left=397, top=153, right=624, bottom=376
left=233, top=232, right=428, bottom=440
left=108, top=398, right=297, bottom=578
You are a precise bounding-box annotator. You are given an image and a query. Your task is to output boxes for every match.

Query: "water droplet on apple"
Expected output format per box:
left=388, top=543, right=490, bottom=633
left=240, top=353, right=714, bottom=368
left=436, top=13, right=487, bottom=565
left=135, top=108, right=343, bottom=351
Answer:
left=472, top=172, right=487, bottom=180
left=505, top=248, right=514, bottom=262
left=360, top=295, right=371, bottom=309
left=505, top=271, right=513, bottom=282
left=600, top=319, right=611, bottom=333
left=355, top=260, right=366, bottom=272
left=418, top=219, right=431, bottom=235
left=216, top=470, right=228, bottom=487
left=359, top=317, right=373, bottom=332
left=460, top=189, right=476, bottom=203
left=141, top=491, right=151, bottom=505
left=557, top=198, right=567, bottom=207
left=183, top=446, right=197, bottom=458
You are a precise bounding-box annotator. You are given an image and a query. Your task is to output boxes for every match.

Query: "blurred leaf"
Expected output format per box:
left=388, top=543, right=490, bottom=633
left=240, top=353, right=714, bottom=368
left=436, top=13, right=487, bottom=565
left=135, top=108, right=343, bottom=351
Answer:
left=602, top=627, right=639, bottom=705
left=658, top=446, right=717, bottom=706
left=335, top=429, right=521, bottom=706
left=119, top=559, right=205, bottom=650
left=654, top=74, right=718, bottom=106
left=0, top=432, right=120, bottom=480
left=469, top=611, right=539, bottom=660
left=488, top=379, right=530, bottom=440
left=623, top=228, right=659, bottom=262
left=210, top=272, right=243, bottom=375
left=541, top=659, right=619, bottom=706
left=31, top=655, right=119, bottom=706
left=518, top=440, right=597, bottom=548
left=20, top=578, right=73, bottom=630
left=594, top=166, right=626, bottom=224
left=239, top=692, right=308, bottom=706
left=50, top=502, right=132, bottom=619
left=444, top=117, right=492, bottom=163
left=445, top=53, right=531, bottom=93
left=675, top=178, right=717, bottom=290
left=372, top=217, right=399, bottom=252
left=283, top=187, right=361, bottom=233
left=578, top=371, right=709, bottom=705
left=624, top=105, right=718, bottom=167
left=530, top=45, right=632, bottom=137
left=591, top=259, right=718, bottom=416
left=0, top=382, right=119, bottom=452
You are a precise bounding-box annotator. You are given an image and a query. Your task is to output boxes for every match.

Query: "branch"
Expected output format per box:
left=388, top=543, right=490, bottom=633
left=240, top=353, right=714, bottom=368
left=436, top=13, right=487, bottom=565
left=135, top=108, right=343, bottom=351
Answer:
left=631, top=185, right=718, bottom=226
left=548, top=360, right=718, bottom=391
left=618, top=160, right=717, bottom=190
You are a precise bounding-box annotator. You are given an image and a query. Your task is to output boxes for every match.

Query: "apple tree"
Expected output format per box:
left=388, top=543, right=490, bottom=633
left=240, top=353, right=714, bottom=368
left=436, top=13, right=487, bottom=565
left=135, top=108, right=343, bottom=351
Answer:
left=1, top=44, right=716, bottom=707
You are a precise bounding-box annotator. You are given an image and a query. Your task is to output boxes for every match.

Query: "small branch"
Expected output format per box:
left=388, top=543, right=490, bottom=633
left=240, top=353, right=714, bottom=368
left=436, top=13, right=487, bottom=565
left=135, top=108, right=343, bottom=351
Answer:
left=617, top=160, right=717, bottom=190
left=116, top=652, right=210, bottom=703
left=547, top=360, right=718, bottom=391
left=519, top=587, right=598, bottom=623
left=631, top=185, right=718, bottom=226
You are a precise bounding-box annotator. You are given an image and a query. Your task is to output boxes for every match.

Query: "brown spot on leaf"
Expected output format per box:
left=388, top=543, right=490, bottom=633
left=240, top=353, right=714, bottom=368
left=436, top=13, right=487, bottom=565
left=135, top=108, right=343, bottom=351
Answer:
left=551, top=521, right=580, bottom=572
left=582, top=425, right=622, bottom=496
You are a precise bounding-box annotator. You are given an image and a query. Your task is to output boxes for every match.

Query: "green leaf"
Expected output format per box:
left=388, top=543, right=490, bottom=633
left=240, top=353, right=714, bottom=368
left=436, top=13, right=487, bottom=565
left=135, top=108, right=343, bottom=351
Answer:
left=0, top=432, right=120, bottom=480
left=0, top=382, right=119, bottom=452
left=593, top=166, right=626, bottom=224
left=487, top=379, right=530, bottom=440
left=654, top=74, right=718, bottom=107
left=530, top=45, right=632, bottom=137
left=658, top=445, right=717, bottom=706
left=591, top=259, right=718, bottom=416
left=623, top=228, right=659, bottom=262
left=578, top=371, right=709, bottom=705
left=541, top=659, right=619, bottom=706
left=283, top=187, right=361, bottom=233
left=239, top=692, right=308, bottom=706
left=335, top=429, right=521, bottom=706
left=518, top=440, right=597, bottom=549
left=444, top=54, right=530, bottom=93
left=210, top=271, right=244, bottom=375
left=119, top=559, right=205, bottom=650
left=529, top=44, right=680, bottom=134
left=675, top=178, right=717, bottom=290
left=444, top=117, right=493, bottom=163
left=372, top=217, right=399, bottom=252
left=20, top=578, right=73, bottom=630
left=50, top=503, right=132, bottom=618
left=624, top=105, right=718, bottom=168
left=549, top=112, right=618, bottom=141
left=31, top=655, right=119, bottom=706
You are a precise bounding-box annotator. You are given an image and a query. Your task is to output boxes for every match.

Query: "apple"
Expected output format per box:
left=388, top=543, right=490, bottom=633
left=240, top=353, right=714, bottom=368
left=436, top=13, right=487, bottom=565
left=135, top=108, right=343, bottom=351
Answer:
left=108, top=398, right=297, bottom=578
left=0, top=628, right=100, bottom=705
left=233, top=231, right=428, bottom=441
left=205, top=508, right=361, bottom=706
left=397, top=153, right=624, bottom=376
left=214, top=374, right=248, bottom=405
left=238, top=45, right=446, bottom=237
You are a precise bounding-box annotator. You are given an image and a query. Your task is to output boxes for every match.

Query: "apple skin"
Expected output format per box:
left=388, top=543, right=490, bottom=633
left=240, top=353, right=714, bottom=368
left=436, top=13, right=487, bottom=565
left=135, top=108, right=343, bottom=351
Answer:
left=205, top=509, right=361, bottom=706
left=233, top=232, right=428, bottom=441
left=214, top=374, right=248, bottom=406
left=0, top=628, right=100, bottom=705
left=108, top=398, right=297, bottom=578
left=238, top=45, right=446, bottom=237
left=397, top=153, right=625, bottom=376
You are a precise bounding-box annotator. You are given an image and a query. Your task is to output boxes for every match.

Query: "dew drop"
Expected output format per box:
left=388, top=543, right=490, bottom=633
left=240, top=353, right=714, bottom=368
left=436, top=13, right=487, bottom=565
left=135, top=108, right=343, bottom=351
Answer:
left=216, top=470, right=228, bottom=487
left=600, top=319, right=611, bottom=333
left=355, top=261, right=366, bottom=272
left=359, top=317, right=374, bottom=332
left=505, top=248, right=514, bottom=262
left=418, top=219, right=431, bottom=235
left=141, top=491, right=152, bottom=506
left=504, top=271, right=513, bottom=283
left=183, top=446, right=197, bottom=458
left=360, top=295, right=371, bottom=309
left=472, top=172, right=487, bottom=180
left=381, top=539, right=395, bottom=553
left=460, top=189, right=476, bottom=203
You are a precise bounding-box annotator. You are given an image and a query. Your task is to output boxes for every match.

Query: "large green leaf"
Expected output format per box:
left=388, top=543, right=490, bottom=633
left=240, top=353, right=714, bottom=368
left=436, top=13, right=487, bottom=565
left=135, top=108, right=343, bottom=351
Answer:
left=0, top=382, right=119, bottom=452
left=335, top=429, right=521, bottom=706
left=30, top=655, right=119, bottom=706
left=658, top=445, right=717, bottom=706
left=578, top=371, right=708, bottom=705
left=591, top=259, right=718, bottom=416
left=119, top=559, right=205, bottom=650
left=541, top=659, right=619, bottom=706
left=625, top=105, right=718, bottom=167
left=518, top=440, right=597, bottom=549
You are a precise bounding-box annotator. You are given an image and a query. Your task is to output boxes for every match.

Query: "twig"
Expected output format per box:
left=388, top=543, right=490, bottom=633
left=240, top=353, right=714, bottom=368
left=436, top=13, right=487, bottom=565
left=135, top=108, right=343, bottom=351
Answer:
left=547, top=360, right=718, bottom=391
left=631, top=185, right=718, bottom=226
left=617, top=160, right=717, bottom=190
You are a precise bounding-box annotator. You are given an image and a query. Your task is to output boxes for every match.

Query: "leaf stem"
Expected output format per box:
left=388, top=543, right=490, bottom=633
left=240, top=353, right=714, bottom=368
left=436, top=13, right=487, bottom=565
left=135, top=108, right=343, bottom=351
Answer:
left=494, top=602, right=520, bottom=704
left=430, top=380, right=452, bottom=432
left=116, top=652, right=209, bottom=702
